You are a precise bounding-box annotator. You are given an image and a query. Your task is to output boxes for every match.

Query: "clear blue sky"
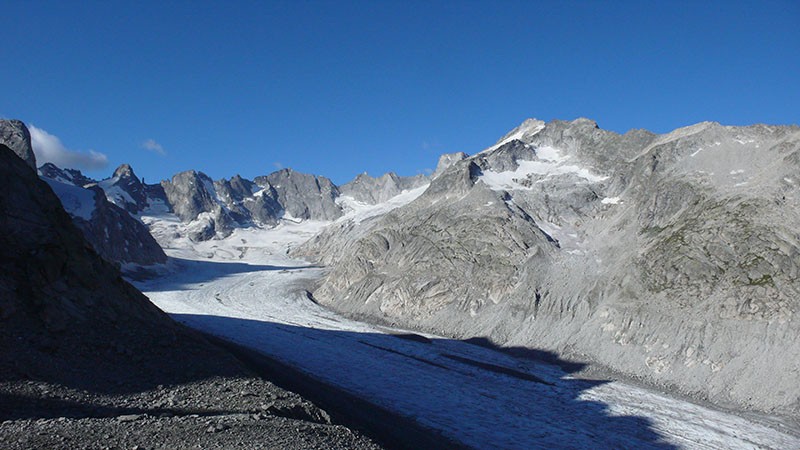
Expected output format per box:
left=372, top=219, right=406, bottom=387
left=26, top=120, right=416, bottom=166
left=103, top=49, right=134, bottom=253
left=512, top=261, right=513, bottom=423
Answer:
left=2, top=0, right=798, bottom=185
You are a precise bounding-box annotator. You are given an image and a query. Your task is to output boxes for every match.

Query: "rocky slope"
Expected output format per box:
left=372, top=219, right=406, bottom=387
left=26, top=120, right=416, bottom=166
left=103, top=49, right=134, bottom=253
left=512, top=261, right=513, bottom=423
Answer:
left=0, top=143, right=379, bottom=449
left=296, top=118, right=800, bottom=417
left=341, top=172, right=428, bottom=205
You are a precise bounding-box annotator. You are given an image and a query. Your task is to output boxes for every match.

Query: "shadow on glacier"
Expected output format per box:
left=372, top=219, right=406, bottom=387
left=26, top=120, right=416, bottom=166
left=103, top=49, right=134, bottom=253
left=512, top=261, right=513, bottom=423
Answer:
left=173, top=313, right=677, bottom=449
left=139, top=256, right=320, bottom=292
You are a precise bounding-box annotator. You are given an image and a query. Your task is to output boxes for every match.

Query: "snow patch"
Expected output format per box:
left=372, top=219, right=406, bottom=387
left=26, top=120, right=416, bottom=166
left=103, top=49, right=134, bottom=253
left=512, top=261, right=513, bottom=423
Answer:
left=480, top=147, right=608, bottom=191
left=337, top=184, right=429, bottom=224
left=98, top=180, right=136, bottom=207
left=42, top=177, right=97, bottom=220
left=601, top=197, right=621, bottom=205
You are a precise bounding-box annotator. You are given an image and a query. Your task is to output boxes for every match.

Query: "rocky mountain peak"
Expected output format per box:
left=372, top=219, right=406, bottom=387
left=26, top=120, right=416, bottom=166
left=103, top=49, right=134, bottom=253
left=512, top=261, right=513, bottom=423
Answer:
left=112, top=163, right=136, bottom=179
left=38, top=162, right=96, bottom=187
left=257, top=169, right=342, bottom=220
left=98, top=163, right=150, bottom=214
left=433, top=152, right=468, bottom=178
left=0, top=119, right=36, bottom=170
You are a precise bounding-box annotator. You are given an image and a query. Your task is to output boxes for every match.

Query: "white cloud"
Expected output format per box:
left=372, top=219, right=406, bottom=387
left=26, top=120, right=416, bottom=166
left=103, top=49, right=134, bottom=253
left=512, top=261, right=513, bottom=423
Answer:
left=273, top=162, right=283, bottom=169
left=142, top=138, right=166, bottom=156
left=29, top=125, right=108, bottom=171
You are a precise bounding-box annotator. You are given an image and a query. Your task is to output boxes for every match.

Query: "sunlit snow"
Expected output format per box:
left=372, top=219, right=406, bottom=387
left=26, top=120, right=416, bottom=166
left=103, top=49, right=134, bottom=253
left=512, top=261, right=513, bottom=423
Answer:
left=336, top=184, right=429, bottom=224
left=480, top=146, right=608, bottom=191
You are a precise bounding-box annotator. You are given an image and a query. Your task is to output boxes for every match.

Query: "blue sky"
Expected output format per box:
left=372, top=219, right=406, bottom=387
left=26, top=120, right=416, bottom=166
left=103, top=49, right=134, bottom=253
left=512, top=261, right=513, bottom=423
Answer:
left=2, top=0, right=798, bottom=185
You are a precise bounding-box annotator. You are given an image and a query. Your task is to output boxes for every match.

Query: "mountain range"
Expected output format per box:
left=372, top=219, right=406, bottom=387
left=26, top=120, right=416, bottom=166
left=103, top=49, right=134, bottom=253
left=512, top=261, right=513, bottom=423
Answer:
left=2, top=116, right=798, bottom=420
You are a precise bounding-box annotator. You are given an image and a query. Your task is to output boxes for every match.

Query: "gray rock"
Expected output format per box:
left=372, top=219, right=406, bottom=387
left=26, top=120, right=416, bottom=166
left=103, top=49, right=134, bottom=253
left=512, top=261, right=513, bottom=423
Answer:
left=116, top=414, right=143, bottom=423
left=161, top=170, right=221, bottom=222
left=432, top=152, right=468, bottom=179
left=0, top=119, right=36, bottom=170
left=340, top=172, right=428, bottom=205
left=255, top=169, right=342, bottom=220
left=297, top=117, right=800, bottom=417
left=160, top=170, right=287, bottom=240
left=214, top=175, right=283, bottom=226
left=161, top=170, right=237, bottom=239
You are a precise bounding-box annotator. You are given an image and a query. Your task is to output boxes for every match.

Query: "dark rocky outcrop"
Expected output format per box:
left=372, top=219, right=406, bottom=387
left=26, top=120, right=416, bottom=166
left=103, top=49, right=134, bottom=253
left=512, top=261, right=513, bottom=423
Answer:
left=38, top=162, right=96, bottom=187
left=0, top=141, right=174, bottom=340
left=99, top=164, right=150, bottom=213
left=77, top=186, right=167, bottom=266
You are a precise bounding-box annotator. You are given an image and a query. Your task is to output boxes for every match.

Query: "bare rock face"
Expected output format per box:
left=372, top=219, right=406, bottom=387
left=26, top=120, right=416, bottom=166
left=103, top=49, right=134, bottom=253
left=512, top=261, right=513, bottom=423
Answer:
left=214, top=175, right=283, bottom=226
left=256, top=169, right=342, bottom=220
left=161, top=170, right=237, bottom=240
left=161, top=170, right=220, bottom=222
left=161, top=171, right=287, bottom=240
left=432, top=152, right=468, bottom=178
left=340, top=172, right=428, bottom=205
left=297, top=118, right=800, bottom=417
left=0, top=119, right=36, bottom=170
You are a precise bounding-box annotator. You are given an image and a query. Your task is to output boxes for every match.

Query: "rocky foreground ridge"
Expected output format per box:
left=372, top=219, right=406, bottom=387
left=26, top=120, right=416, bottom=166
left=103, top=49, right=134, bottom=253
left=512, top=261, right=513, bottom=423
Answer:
left=295, top=118, right=800, bottom=417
